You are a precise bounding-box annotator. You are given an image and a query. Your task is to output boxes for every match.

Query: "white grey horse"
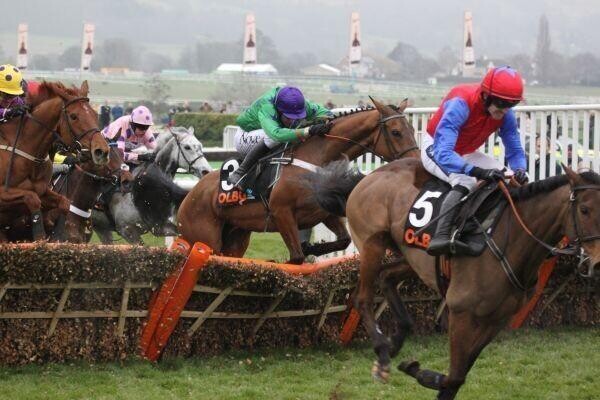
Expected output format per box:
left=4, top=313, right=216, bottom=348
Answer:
left=91, top=126, right=212, bottom=244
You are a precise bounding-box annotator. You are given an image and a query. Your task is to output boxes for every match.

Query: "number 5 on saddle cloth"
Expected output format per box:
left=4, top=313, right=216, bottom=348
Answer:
left=217, top=144, right=290, bottom=208
left=404, top=178, right=507, bottom=256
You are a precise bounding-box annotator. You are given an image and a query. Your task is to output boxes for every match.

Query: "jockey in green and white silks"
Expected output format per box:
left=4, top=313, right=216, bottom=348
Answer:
left=228, top=86, right=334, bottom=188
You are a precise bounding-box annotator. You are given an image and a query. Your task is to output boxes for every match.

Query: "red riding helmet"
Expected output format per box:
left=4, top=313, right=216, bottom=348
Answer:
left=481, top=66, right=524, bottom=101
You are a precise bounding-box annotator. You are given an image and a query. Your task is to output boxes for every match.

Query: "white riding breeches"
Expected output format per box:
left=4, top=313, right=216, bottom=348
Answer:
left=234, top=128, right=279, bottom=156
left=421, top=131, right=509, bottom=191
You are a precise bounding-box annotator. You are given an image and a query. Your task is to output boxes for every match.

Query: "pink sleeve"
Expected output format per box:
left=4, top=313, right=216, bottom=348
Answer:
left=143, top=130, right=157, bottom=150
left=103, top=117, right=127, bottom=141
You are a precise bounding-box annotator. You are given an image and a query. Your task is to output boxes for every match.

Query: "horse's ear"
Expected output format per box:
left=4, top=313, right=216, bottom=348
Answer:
left=80, top=80, right=89, bottom=96
left=369, top=96, right=385, bottom=113
left=562, top=163, right=584, bottom=186
left=398, top=98, right=409, bottom=112
left=188, top=126, right=194, bottom=135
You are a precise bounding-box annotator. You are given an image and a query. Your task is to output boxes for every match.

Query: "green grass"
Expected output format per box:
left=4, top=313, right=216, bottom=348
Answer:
left=90, top=231, right=289, bottom=261
left=0, top=327, right=597, bottom=400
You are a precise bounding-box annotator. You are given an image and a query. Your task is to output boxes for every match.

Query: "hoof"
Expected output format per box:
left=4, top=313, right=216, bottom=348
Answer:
left=371, top=361, right=390, bottom=383
left=398, top=360, right=420, bottom=377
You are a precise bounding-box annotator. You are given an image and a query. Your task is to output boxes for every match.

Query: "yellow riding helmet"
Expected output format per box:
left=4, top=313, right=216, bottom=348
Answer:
left=0, top=64, right=24, bottom=95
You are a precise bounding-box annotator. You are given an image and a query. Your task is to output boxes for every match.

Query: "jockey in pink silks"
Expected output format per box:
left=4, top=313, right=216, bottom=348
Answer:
left=102, top=105, right=156, bottom=163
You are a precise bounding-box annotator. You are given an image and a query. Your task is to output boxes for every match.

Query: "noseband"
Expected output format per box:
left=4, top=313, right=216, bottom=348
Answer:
left=168, top=128, right=206, bottom=173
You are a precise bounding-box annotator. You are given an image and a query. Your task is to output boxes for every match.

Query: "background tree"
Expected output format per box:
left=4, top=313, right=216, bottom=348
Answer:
left=31, top=54, right=55, bottom=70
left=387, top=42, right=440, bottom=80
left=94, top=38, right=141, bottom=70
left=56, top=46, right=80, bottom=70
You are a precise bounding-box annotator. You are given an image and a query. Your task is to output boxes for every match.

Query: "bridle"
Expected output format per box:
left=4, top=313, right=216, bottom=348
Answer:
left=497, top=180, right=600, bottom=285
left=322, top=112, right=419, bottom=162
left=27, top=96, right=102, bottom=154
left=168, top=128, right=206, bottom=173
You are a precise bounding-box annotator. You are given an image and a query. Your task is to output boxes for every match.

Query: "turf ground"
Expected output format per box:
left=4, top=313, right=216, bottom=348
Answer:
left=1, top=327, right=597, bottom=400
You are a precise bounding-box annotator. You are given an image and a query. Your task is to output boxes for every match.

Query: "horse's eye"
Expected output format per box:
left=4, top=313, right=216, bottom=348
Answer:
left=580, top=205, right=589, bottom=215
left=70, top=113, right=77, bottom=120
left=391, top=130, right=402, bottom=137
left=184, top=145, right=191, bottom=150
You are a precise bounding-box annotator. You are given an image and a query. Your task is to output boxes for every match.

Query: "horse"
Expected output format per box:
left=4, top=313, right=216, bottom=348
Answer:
left=0, top=81, right=110, bottom=241
left=177, top=98, right=420, bottom=264
left=91, top=127, right=212, bottom=244
left=6, top=144, right=134, bottom=242
left=309, top=158, right=600, bottom=399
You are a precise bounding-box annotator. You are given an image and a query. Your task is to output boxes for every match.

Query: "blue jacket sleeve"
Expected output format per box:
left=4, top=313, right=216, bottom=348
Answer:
left=498, top=110, right=527, bottom=171
left=432, top=98, right=474, bottom=175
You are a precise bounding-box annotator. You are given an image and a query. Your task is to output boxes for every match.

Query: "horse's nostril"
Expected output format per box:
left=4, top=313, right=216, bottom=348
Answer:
left=201, top=170, right=210, bottom=176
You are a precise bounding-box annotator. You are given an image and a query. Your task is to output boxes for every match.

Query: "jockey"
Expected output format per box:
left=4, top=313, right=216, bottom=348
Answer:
left=423, top=66, right=528, bottom=256
left=102, top=105, right=156, bottom=164
left=0, top=64, right=29, bottom=123
left=227, top=86, right=334, bottom=188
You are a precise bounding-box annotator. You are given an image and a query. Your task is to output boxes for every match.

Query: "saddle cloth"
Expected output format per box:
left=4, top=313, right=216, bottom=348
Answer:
left=217, top=146, right=288, bottom=208
left=403, top=178, right=507, bottom=256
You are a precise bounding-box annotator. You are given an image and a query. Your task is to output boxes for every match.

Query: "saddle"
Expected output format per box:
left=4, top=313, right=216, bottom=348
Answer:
left=217, top=145, right=289, bottom=208
left=404, top=178, right=507, bottom=257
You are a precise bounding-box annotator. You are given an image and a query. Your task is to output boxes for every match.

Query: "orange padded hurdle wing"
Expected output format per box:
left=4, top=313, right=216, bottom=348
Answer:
left=142, top=241, right=212, bottom=361
left=139, top=238, right=191, bottom=359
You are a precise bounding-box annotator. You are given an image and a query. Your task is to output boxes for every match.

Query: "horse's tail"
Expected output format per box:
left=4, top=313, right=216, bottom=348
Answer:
left=305, top=159, right=365, bottom=217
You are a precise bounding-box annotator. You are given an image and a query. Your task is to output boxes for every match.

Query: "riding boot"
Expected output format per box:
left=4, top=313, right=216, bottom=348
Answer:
left=227, top=140, right=270, bottom=190
left=31, top=210, right=46, bottom=241
left=426, top=185, right=470, bottom=256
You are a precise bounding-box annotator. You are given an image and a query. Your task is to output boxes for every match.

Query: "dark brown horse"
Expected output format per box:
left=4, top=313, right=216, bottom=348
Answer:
left=177, top=98, right=420, bottom=263
left=0, top=81, right=109, bottom=241
left=311, top=159, right=600, bottom=399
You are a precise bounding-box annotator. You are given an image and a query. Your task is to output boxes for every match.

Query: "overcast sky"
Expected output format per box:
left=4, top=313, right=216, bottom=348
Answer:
left=2, top=0, right=599, bottom=61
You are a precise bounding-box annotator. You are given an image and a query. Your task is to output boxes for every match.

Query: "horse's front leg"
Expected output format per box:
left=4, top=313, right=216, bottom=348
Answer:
left=270, top=205, right=305, bottom=264
left=40, top=188, right=70, bottom=214
left=0, top=188, right=45, bottom=240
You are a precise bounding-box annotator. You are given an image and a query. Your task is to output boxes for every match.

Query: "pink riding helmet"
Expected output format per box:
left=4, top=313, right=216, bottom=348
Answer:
left=131, top=105, right=154, bottom=126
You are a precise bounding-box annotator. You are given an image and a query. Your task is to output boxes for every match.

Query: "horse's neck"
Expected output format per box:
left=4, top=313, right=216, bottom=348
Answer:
left=505, top=185, right=570, bottom=284
left=294, top=111, right=378, bottom=165
left=21, top=98, right=63, bottom=157
left=156, top=140, right=178, bottom=177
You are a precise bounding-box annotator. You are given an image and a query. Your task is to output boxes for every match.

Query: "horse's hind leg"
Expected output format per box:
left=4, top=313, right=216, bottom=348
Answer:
left=379, top=261, right=415, bottom=358
left=357, top=232, right=391, bottom=382
left=302, top=216, right=351, bottom=257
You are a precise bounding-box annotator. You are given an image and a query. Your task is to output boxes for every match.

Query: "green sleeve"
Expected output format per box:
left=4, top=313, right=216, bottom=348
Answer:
left=258, top=110, right=304, bottom=142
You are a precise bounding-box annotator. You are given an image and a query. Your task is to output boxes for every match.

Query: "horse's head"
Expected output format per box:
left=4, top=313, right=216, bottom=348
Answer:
left=563, top=166, right=600, bottom=276
left=369, top=97, right=419, bottom=161
left=78, top=141, right=134, bottom=192
left=31, top=81, right=110, bottom=165
left=164, top=126, right=212, bottom=177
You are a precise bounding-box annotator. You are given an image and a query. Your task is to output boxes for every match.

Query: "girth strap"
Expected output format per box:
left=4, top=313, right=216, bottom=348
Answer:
left=0, top=144, right=49, bottom=164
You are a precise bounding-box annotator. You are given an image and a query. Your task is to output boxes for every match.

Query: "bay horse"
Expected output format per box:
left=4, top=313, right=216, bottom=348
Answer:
left=177, top=98, right=420, bottom=263
left=0, top=81, right=109, bottom=241
left=7, top=144, right=133, bottom=242
left=310, top=158, right=600, bottom=399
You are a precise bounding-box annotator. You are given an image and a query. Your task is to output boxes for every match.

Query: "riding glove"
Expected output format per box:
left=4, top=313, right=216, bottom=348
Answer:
left=514, top=169, right=529, bottom=184
left=6, top=105, right=29, bottom=118
left=307, top=122, right=333, bottom=137
left=469, top=167, right=505, bottom=182
left=137, top=152, right=156, bottom=162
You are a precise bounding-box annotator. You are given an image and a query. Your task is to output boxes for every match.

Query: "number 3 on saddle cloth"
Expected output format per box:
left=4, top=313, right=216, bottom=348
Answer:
left=218, top=149, right=288, bottom=208
left=404, top=178, right=508, bottom=257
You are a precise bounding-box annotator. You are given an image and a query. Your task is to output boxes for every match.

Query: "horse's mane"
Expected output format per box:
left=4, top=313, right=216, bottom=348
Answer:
left=330, top=106, right=375, bottom=121
left=509, top=171, right=600, bottom=200
left=28, top=81, right=81, bottom=108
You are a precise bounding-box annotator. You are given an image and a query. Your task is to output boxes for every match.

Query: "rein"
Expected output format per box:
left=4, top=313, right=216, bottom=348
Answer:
left=497, top=180, right=600, bottom=284
left=322, top=113, right=418, bottom=162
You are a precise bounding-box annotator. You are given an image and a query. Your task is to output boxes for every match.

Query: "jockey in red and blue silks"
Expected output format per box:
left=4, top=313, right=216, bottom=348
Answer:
left=423, top=66, right=528, bottom=256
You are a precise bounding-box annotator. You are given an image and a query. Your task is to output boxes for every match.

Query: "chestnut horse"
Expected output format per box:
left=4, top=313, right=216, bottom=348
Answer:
left=6, top=144, right=133, bottom=242
left=311, top=159, right=600, bottom=399
left=178, top=98, right=420, bottom=263
left=0, top=81, right=109, bottom=241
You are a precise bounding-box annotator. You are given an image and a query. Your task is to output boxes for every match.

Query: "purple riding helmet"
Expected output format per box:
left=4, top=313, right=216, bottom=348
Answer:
left=274, top=86, right=306, bottom=120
